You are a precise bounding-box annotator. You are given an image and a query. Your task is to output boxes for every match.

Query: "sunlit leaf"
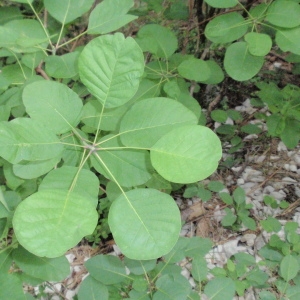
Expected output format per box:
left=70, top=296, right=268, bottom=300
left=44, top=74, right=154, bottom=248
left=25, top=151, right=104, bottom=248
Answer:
left=135, top=24, right=178, bottom=58
left=23, top=81, right=83, bottom=134
left=0, top=118, right=63, bottom=164
left=13, top=190, right=98, bottom=257
left=224, top=42, right=264, bottom=81
left=120, top=97, right=198, bottom=148
left=44, top=0, right=94, bottom=24
left=78, top=33, right=144, bottom=108
left=108, top=189, right=181, bottom=259
left=151, top=125, right=222, bottom=183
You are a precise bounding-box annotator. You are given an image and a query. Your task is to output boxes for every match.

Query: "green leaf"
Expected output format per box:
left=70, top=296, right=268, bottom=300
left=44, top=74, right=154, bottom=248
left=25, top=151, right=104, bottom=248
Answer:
left=241, top=124, right=262, bottom=134
left=108, top=189, right=181, bottom=260
left=222, top=208, right=237, bottom=227
left=1, top=64, right=32, bottom=85
left=23, top=81, right=83, bottom=134
left=281, top=118, right=300, bottom=149
left=44, top=52, right=79, bottom=78
left=242, top=216, right=256, bottom=231
left=91, top=135, right=153, bottom=187
left=0, top=6, right=22, bottom=25
left=0, top=118, right=63, bottom=164
left=280, top=254, right=299, bottom=281
left=204, top=277, right=235, bottom=300
left=124, top=257, right=157, bottom=275
left=78, top=276, right=109, bottom=300
left=12, top=246, right=69, bottom=281
left=85, top=254, right=127, bottom=285
left=13, top=190, right=98, bottom=257
left=88, top=0, right=137, bottom=34
left=211, top=110, right=228, bottom=123
left=219, top=192, right=233, bottom=204
left=224, top=42, right=264, bottom=81
left=0, top=19, right=48, bottom=53
left=245, top=32, right=272, bottom=56
left=163, top=237, right=190, bottom=263
left=205, top=12, right=247, bottom=43
left=204, top=0, right=238, bottom=8
left=154, top=274, right=191, bottom=300
left=266, top=0, right=300, bottom=28
left=135, top=24, right=178, bottom=58
left=192, top=257, right=208, bottom=282
left=276, top=27, right=300, bottom=55
left=286, top=285, right=300, bottom=300
left=120, top=97, right=198, bottom=148
left=39, top=166, right=100, bottom=207
left=208, top=181, right=225, bottom=192
left=178, top=58, right=211, bottom=82
left=13, top=156, right=61, bottom=179
left=185, top=237, right=213, bottom=258
left=197, top=187, right=212, bottom=201
left=3, top=162, right=24, bottom=190
left=78, top=33, right=144, bottom=108
left=201, top=60, right=225, bottom=84
left=150, top=125, right=222, bottom=183
left=261, top=217, right=281, bottom=233
left=44, top=0, right=94, bottom=24
left=258, top=291, right=277, bottom=300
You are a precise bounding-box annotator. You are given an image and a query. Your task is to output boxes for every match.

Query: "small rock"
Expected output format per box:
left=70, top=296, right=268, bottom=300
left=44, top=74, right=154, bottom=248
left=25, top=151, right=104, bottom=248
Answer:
left=181, top=268, right=190, bottom=280
left=241, top=234, right=256, bottom=247
left=65, top=290, right=76, bottom=300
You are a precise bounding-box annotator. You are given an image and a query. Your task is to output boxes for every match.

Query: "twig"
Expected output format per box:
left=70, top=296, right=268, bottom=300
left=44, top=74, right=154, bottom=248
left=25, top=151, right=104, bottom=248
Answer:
left=35, top=61, right=50, bottom=80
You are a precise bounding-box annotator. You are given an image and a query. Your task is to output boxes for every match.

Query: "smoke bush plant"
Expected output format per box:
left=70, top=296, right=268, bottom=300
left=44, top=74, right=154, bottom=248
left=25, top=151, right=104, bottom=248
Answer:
left=0, top=0, right=222, bottom=297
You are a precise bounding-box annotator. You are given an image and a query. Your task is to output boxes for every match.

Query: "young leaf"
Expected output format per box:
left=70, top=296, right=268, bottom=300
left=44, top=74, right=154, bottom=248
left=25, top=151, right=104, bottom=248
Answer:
left=224, top=42, right=264, bottom=81
left=124, top=257, right=157, bottom=275
left=0, top=118, right=63, bottom=164
left=211, top=110, right=228, bottom=123
left=119, top=97, right=198, bottom=148
left=222, top=208, right=237, bottom=227
left=150, top=125, right=222, bottom=183
left=135, top=24, right=178, bottom=58
left=12, top=246, right=70, bottom=281
left=204, top=277, right=235, bottom=300
left=78, top=33, right=144, bottom=108
left=244, top=32, right=272, bottom=56
left=205, top=12, right=247, bottom=44
left=108, top=189, right=181, bottom=260
left=88, top=0, right=137, bottom=34
left=192, top=257, right=208, bottom=282
left=39, top=166, right=100, bottom=207
left=44, top=0, right=94, bottom=24
left=185, top=237, right=213, bottom=258
left=78, top=276, right=109, bottom=300
left=23, top=81, right=83, bottom=134
left=91, top=135, right=153, bottom=187
left=13, top=190, right=98, bottom=258
left=261, top=217, right=281, bottom=233
left=280, top=254, right=299, bottom=281
left=85, top=255, right=127, bottom=285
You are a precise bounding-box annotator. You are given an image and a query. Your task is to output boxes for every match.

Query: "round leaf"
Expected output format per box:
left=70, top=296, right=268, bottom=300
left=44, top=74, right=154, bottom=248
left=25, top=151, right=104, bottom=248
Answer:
left=150, top=125, right=222, bottom=183
left=91, top=135, right=153, bottom=187
left=78, top=33, right=144, bottom=108
left=204, top=0, right=238, bottom=8
left=201, top=60, right=224, bottom=84
left=44, top=0, right=94, bottom=24
left=136, top=24, right=178, bottom=58
left=266, top=0, right=300, bottom=28
left=224, top=42, right=264, bottom=81
left=245, top=32, right=272, bottom=56
left=88, top=0, right=137, bottom=35
left=12, top=246, right=70, bottom=281
left=23, top=81, right=83, bottom=134
left=0, top=118, right=63, bottom=164
left=178, top=58, right=211, bottom=82
left=108, top=189, right=181, bottom=260
left=120, top=97, right=198, bottom=148
left=85, top=255, right=126, bottom=285
left=276, top=27, right=300, bottom=55
left=39, top=166, right=100, bottom=207
left=13, top=190, right=98, bottom=258
left=78, top=276, right=108, bottom=300
left=205, top=12, right=247, bottom=44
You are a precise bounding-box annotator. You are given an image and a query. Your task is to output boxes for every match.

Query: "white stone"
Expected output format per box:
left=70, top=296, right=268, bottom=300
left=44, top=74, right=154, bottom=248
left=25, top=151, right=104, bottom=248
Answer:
left=284, top=164, right=290, bottom=171
left=237, top=178, right=245, bottom=185
left=223, top=240, right=239, bottom=258
left=65, top=253, right=75, bottom=263
left=278, top=142, right=287, bottom=151
left=181, top=268, right=190, bottom=280
left=65, top=290, right=76, bottom=300
left=289, top=164, right=298, bottom=172
left=282, top=177, right=297, bottom=184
